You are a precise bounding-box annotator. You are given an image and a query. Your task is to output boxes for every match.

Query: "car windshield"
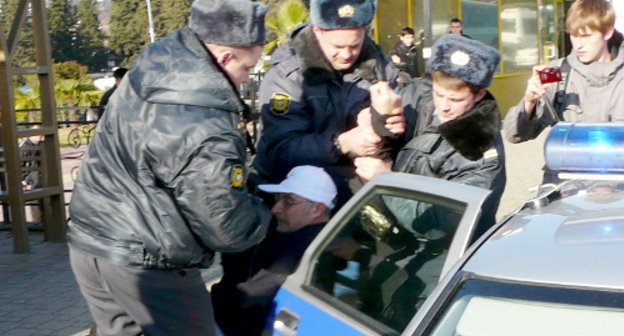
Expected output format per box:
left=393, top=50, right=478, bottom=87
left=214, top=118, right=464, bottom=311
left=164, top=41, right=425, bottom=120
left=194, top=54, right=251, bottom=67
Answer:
left=425, top=277, right=624, bottom=336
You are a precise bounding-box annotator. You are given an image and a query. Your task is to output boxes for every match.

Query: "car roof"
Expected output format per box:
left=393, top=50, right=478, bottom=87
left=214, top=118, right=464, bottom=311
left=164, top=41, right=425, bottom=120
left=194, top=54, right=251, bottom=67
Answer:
left=463, top=182, right=624, bottom=290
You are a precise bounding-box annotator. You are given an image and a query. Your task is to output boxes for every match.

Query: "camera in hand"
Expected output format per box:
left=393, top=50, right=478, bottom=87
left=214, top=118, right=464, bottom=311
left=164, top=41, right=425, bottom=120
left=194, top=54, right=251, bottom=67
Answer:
left=538, top=66, right=562, bottom=84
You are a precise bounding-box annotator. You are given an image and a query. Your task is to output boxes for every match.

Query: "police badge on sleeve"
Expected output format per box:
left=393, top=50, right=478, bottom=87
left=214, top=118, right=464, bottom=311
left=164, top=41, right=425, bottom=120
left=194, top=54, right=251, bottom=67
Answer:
left=230, top=165, right=244, bottom=189
left=270, top=92, right=290, bottom=116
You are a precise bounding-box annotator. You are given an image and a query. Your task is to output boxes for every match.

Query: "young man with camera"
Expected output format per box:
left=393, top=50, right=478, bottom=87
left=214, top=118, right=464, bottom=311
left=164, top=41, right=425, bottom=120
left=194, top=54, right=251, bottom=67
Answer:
left=503, top=0, right=624, bottom=145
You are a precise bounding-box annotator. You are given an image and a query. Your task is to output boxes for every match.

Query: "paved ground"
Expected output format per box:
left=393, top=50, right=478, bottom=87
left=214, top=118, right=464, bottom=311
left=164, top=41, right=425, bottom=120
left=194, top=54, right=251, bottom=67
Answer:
left=0, top=132, right=548, bottom=335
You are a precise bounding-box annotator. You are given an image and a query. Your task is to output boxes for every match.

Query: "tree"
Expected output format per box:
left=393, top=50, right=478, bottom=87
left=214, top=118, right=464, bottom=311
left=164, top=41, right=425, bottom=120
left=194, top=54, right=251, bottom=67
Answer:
left=76, top=0, right=107, bottom=72
left=263, top=0, right=309, bottom=56
left=0, top=0, right=36, bottom=66
left=48, top=0, right=80, bottom=63
left=110, top=0, right=149, bottom=66
left=153, top=0, right=191, bottom=39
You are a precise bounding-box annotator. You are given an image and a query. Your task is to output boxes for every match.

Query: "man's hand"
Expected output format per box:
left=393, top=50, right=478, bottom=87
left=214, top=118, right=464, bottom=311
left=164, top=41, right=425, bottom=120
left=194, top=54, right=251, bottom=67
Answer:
left=337, top=126, right=382, bottom=157
left=354, top=156, right=392, bottom=180
left=370, top=81, right=402, bottom=116
left=385, top=108, right=405, bottom=136
left=327, top=237, right=361, bottom=260
left=524, top=65, right=555, bottom=117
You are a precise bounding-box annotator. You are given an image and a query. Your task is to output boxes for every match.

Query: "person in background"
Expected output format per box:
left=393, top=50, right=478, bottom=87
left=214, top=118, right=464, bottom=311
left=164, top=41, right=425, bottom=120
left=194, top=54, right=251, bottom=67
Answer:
left=449, top=18, right=471, bottom=38
left=252, top=0, right=404, bottom=208
left=67, top=1, right=271, bottom=335
left=96, top=67, right=127, bottom=119
left=212, top=165, right=337, bottom=336
left=388, top=27, right=420, bottom=79
left=503, top=0, right=624, bottom=184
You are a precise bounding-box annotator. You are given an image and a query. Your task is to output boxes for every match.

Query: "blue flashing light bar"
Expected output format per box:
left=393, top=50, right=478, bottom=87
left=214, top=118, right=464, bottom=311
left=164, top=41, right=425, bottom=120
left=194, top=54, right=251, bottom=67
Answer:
left=545, top=122, right=624, bottom=173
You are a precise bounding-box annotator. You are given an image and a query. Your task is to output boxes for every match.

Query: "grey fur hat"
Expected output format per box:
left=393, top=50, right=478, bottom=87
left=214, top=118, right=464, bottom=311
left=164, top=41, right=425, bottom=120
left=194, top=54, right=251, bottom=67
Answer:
left=310, top=0, right=376, bottom=29
left=428, top=34, right=500, bottom=88
left=188, top=0, right=267, bottom=47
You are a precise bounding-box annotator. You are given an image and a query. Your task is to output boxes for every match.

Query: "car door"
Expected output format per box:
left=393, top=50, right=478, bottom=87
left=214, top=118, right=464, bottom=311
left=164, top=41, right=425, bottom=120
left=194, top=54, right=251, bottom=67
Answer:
left=268, top=172, right=491, bottom=336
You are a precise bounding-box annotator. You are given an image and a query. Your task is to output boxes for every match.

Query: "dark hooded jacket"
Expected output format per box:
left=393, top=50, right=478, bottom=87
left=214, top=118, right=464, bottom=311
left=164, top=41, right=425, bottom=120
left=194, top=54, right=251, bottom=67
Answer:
left=396, top=78, right=506, bottom=239
left=253, top=24, right=397, bottom=202
left=67, top=28, right=271, bottom=269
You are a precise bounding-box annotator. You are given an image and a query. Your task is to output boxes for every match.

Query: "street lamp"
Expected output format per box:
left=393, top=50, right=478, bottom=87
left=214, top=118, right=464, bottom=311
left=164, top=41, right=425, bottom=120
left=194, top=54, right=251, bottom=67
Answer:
left=145, top=0, right=155, bottom=43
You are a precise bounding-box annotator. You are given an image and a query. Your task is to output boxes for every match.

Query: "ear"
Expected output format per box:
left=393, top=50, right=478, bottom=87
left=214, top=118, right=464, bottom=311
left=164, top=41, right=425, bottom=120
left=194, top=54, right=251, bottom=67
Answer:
left=475, top=89, right=487, bottom=102
left=215, top=49, right=234, bottom=68
left=604, top=26, right=615, bottom=41
left=310, top=202, right=327, bottom=220
left=312, top=25, right=323, bottom=40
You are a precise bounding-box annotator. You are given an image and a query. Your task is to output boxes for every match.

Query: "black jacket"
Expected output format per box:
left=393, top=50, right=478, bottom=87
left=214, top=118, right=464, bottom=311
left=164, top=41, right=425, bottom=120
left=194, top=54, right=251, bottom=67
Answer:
left=396, top=78, right=506, bottom=239
left=68, top=28, right=271, bottom=269
left=253, top=24, right=397, bottom=203
left=388, top=41, right=420, bottom=78
left=212, top=222, right=325, bottom=336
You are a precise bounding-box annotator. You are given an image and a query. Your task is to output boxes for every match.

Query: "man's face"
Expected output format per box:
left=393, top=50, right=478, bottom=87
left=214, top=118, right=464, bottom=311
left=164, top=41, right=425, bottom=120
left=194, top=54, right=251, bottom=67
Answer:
left=450, top=22, right=463, bottom=35
left=313, top=26, right=366, bottom=71
left=570, top=26, right=613, bottom=64
left=432, top=80, right=485, bottom=123
left=222, top=45, right=263, bottom=87
left=400, top=34, right=415, bottom=47
left=272, top=193, right=316, bottom=233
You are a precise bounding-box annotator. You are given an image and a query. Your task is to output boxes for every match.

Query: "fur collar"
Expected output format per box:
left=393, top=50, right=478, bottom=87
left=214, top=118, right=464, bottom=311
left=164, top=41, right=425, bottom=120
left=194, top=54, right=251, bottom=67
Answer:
left=438, top=92, right=501, bottom=160
left=289, top=24, right=386, bottom=85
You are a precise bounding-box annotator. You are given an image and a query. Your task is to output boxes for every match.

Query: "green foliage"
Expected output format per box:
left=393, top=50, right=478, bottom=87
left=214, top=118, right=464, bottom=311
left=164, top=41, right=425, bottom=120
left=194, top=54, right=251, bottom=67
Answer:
left=49, top=0, right=80, bottom=63
left=55, top=78, right=101, bottom=107
left=110, top=0, right=150, bottom=67
left=153, top=0, right=191, bottom=38
left=54, top=61, right=90, bottom=82
left=13, top=62, right=102, bottom=122
left=0, top=0, right=36, bottom=66
left=263, top=0, right=309, bottom=56
left=76, top=0, right=108, bottom=72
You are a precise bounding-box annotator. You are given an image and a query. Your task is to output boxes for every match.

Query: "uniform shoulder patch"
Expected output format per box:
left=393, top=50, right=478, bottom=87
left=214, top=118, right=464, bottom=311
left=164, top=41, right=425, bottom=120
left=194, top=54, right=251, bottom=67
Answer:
left=231, top=165, right=244, bottom=188
left=270, top=92, right=290, bottom=116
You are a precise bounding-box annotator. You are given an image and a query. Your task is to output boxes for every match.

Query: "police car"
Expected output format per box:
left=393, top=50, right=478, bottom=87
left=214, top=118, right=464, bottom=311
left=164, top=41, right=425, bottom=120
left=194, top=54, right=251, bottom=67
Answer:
left=267, top=122, right=624, bottom=336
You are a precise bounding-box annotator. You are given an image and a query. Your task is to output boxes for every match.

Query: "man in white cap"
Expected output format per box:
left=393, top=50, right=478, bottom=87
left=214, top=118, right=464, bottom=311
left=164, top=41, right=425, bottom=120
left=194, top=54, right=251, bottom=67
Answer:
left=212, top=165, right=337, bottom=336
left=67, top=0, right=271, bottom=335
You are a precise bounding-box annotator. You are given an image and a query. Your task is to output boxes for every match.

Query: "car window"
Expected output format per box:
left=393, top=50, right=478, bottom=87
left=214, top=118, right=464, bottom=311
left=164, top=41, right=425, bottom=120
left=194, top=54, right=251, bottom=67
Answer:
left=305, top=188, right=466, bottom=333
left=425, top=277, right=624, bottom=336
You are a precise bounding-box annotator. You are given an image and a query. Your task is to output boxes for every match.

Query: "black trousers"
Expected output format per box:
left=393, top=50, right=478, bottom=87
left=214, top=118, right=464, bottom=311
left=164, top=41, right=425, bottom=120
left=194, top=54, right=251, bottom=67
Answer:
left=70, top=248, right=216, bottom=336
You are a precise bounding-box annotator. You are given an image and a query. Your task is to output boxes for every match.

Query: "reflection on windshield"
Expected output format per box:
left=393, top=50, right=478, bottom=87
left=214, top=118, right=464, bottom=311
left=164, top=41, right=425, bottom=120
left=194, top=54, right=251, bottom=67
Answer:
left=426, top=278, right=624, bottom=336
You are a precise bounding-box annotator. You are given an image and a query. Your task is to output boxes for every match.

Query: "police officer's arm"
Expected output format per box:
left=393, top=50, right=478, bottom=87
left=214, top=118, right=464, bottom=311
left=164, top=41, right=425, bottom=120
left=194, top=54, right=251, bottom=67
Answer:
left=259, top=68, right=380, bottom=167
left=159, top=129, right=271, bottom=253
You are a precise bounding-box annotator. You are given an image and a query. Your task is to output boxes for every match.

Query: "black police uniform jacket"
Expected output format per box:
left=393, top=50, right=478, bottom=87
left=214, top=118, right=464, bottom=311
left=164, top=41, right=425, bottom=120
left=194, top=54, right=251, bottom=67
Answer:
left=68, top=28, right=271, bottom=269
left=396, top=78, right=506, bottom=239
left=253, top=24, right=397, bottom=196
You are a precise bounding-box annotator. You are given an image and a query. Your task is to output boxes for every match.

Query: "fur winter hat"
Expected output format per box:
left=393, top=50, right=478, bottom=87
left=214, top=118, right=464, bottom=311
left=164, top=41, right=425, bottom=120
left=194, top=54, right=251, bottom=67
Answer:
left=310, top=0, right=376, bottom=29
left=188, top=0, right=267, bottom=47
left=429, top=34, right=500, bottom=88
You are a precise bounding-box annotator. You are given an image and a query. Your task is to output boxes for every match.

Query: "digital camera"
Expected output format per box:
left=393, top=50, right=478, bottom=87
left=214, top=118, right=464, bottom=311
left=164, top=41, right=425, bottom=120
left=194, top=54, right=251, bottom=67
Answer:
left=538, top=66, right=562, bottom=84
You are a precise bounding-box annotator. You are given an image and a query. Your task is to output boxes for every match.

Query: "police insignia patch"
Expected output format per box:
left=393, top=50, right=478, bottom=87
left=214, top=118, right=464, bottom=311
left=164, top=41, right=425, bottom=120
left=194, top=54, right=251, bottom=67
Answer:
left=231, top=165, right=244, bottom=188
left=271, top=92, right=290, bottom=115
left=338, top=4, right=355, bottom=18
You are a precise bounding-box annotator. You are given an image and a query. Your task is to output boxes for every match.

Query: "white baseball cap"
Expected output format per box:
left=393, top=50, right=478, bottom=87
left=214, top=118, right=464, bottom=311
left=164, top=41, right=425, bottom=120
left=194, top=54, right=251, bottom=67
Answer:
left=258, top=165, right=337, bottom=209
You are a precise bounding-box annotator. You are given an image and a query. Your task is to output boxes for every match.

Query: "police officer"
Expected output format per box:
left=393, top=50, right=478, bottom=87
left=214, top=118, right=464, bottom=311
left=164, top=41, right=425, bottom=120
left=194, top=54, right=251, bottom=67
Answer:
left=67, top=1, right=271, bottom=335
left=253, top=0, right=404, bottom=206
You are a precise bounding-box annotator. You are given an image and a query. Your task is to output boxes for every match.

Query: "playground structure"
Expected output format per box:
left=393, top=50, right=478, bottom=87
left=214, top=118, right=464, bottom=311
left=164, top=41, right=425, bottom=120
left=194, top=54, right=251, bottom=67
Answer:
left=0, top=0, right=66, bottom=253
